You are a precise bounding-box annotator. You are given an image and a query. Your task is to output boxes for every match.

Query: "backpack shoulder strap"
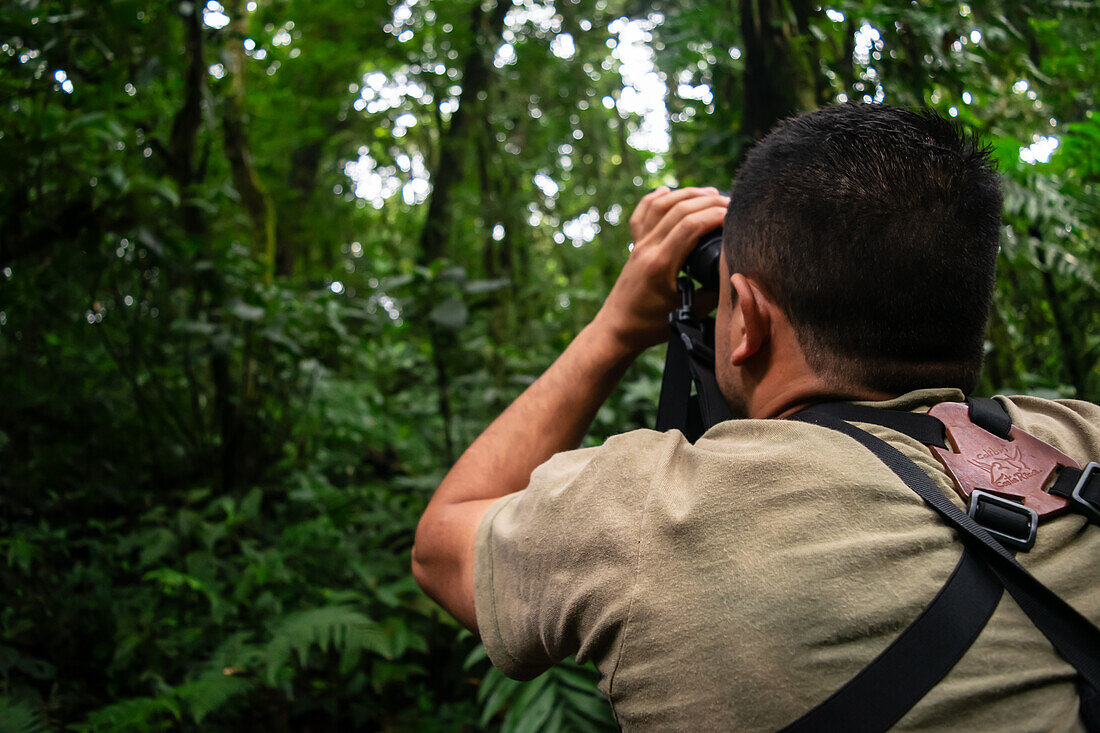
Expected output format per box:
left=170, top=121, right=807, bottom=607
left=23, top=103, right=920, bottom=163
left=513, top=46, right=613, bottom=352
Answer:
left=779, top=545, right=1002, bottom=732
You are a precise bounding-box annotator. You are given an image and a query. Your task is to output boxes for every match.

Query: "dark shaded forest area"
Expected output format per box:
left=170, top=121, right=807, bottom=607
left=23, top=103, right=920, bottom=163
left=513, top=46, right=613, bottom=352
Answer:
left=1, top=0, right=1097, bottom=729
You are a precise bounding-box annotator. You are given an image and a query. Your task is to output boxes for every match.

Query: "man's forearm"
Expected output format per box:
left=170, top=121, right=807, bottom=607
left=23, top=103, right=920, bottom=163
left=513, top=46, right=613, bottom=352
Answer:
left=411, top=319, right=639, bottom=629
left=428, top=319, right=638, bottom=507
left=411, top=187, right=729, bottom=630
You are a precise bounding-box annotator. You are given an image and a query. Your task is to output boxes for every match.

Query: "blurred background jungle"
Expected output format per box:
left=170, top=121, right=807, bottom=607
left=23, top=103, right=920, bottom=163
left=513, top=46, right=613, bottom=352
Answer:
left=1, top=0, right=1098, bottom=729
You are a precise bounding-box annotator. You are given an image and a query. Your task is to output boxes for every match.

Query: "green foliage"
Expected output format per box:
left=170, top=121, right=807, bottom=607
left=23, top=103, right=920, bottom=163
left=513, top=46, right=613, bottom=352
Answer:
left=0, top=697, right=49, bottom=733
left=467, top=648, right=618, bottom=733
left=262, top=605, right=402, bottom=684
left=1, top=0, right=1097, bottom=729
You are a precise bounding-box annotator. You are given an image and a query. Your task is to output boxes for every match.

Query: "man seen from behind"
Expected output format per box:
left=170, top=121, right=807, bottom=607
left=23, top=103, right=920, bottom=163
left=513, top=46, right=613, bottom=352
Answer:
left=411, top=104, right=1100, bottom=731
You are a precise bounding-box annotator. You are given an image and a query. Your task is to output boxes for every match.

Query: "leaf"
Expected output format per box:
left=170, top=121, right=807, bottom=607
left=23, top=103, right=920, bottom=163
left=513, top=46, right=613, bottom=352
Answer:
left=136, top=528, right=178, bottom=568
left=436, top=266, right=467, bottom=282
left=559, top=685, right=615, bottom=724
left=463, top=642, right=489, bottom=670
left=478, top=669, right=522, bottom=726
left=381, top=274, right=415, bottom=289
left=429, top=298, right=468, bottom=330
left=464, top=278, right=511, bottom=295
left=171, top=320, right=220, bottom=336
left=136, top=226, right=165, bottom=256
left=262, top=606, right=387, bottom=685
left=104, top=118, right=128, bottom=141
left=238, top=488, right=262, bottom=522
left=500, top=674, right=552, bottom=732
left=476, top=661, right=615, bottom=733
left=260, top=327, right=302, bottom=354
left=0, top=697, right=48, bottom=733
left=107, top=164, right=129, bottom=191
left=136, top=178, right=181, bottom=208
left=506, top=680, right=556, bottom=733
left=143, top=568, right=205, bottom=592
left=183, top=196, right=219, bottom=214
left=174, top=671, right=255, bottom=725
left=227, top=300, right=265, bottom=321
left=81, top=695, right=181, bottom=731
left=373, top=575, right=421, bottom=608
left=375, top=615, right=428, bottom=657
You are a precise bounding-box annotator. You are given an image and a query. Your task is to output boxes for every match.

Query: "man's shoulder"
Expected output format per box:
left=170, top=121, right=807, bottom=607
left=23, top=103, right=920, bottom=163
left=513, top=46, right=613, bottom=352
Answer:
left=597, top=419, right=847, bottom=468
left=513, top=420, right=853, bottom=518
left=1002, top=393, right=1100, bottom=422
left=1000, top=393, right=1100, bottom=457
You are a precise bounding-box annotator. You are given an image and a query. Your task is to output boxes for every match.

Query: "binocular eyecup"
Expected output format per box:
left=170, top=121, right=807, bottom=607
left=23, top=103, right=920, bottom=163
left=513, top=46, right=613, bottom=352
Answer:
left=683, top=227, right=723, bottom=293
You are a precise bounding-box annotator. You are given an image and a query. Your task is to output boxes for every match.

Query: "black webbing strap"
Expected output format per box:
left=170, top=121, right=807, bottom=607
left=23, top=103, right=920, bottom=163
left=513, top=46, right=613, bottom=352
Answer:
left=779, top=547, right=1003, bottom=732
left=787, top=411, right=1100, bottom=730
left=797, top=402, right=948, bottom=449
left=686, top=324, right=733, bottom=435
left=966, top=396, right=1012, bottom=440
left=802, top=398, right=1015, bottom=449
left=656, top=318, right=732, bottom=442
left=1050, top=463, right=1100, bottom=524
left=656, top=321, right=696, bottom=437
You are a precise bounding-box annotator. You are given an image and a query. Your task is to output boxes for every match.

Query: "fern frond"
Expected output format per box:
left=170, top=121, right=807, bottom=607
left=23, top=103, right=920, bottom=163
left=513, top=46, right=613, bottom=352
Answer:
left=174, top=671, right=255, bottom=725
left=474, top=658, right=617, bottom=733
left=79, top=696, right=180, bottom=733
left=262, top=605, right=386, bottom=685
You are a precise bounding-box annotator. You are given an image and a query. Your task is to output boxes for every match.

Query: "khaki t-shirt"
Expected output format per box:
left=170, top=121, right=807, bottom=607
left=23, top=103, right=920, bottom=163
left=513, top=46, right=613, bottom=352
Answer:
left=474, top=389, right=1100, bottom=731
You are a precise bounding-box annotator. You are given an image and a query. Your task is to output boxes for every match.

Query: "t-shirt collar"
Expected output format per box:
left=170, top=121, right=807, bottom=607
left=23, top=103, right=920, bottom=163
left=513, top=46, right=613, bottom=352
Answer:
left=851, top=387, right=967, bottom=412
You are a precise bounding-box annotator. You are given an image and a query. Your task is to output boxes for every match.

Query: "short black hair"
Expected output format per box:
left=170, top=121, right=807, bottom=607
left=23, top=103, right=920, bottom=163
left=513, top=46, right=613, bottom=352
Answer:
left=723, top=103, right=1003, bottom=394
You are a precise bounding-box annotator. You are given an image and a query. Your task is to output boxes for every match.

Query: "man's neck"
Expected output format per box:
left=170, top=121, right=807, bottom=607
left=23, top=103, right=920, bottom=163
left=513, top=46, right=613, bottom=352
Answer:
left=743, top=349, right=896, bottom=420
left=734, top=306, right=898, bottom=420
left=755, top=383, right=899, bottom=420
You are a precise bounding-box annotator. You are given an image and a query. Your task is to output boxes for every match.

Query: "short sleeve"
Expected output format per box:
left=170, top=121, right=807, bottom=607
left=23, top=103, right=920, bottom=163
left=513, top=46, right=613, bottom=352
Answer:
left=473, top=429, right=680, bottom=680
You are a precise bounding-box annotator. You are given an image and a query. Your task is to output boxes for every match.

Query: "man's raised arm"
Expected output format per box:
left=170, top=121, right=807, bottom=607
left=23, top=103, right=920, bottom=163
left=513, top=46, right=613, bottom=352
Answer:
left=411, top=187, right=730, bottom=630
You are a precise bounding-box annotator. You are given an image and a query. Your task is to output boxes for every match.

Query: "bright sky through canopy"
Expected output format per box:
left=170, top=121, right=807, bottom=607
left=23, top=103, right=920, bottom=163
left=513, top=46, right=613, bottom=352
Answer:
left=193, top=2, right=1065, bottom=256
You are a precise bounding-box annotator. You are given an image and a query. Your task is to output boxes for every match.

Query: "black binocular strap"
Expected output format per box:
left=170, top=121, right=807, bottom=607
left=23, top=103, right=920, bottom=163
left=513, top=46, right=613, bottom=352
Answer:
left=656, top=319, right=731, bottom=443
left=793, top=400, right=949, bottom=449
left=782, top=410, right=1100, bottom=732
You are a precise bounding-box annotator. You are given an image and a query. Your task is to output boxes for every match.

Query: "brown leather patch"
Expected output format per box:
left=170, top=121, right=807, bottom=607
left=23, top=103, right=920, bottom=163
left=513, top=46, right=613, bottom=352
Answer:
left=927, top=401, right=1078, bottom=518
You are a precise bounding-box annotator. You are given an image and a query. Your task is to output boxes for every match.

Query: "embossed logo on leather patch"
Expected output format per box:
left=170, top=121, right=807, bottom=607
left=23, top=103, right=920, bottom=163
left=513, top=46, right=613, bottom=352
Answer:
left=966, top=445, right=1041, bottom=488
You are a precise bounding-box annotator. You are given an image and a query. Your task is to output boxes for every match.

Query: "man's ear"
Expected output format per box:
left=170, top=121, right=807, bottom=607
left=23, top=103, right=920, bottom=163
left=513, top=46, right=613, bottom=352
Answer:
left=730, top=273, right=772, bottom=366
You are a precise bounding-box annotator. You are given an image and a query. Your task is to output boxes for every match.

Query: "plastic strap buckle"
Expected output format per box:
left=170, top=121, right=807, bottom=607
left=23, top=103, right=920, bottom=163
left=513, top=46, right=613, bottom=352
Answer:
left=671, top=275, right=695, bottom=324
left=967, top=489, right=1038, bottom=552
left=1070, top=462, right=1100, bottom=523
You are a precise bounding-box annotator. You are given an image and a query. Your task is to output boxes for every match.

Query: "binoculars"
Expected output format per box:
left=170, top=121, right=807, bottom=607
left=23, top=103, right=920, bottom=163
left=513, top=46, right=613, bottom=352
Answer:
left=682, top=227, right=723, bottom=293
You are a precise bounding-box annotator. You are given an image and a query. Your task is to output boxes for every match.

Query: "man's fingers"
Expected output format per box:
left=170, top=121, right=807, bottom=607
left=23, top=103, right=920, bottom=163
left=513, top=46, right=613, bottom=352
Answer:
left=630, top=187, right=720, bottom=240
left=645, top=187, right=720, bottom=228
left=664, top=205, right=729, bottom=264
left=645, top=193, right=729, bottom=247
left=629, top=186, right=670, bottom=235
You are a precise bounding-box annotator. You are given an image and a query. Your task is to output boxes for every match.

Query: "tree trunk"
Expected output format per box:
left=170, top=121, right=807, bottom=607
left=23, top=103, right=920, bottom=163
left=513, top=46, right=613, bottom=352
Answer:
left=276, top=139, right=324, bottom=277
left=1034, top=238, right=1086, bottom=396
left=416, top=0, right=510, bottom=266
left=170, top=0, right=207, bottom=238
left=739, top=0, right=822, bottom=141
left=415, top=0, right=510, bottom=462
left=222, top=0, right=277, bottom=280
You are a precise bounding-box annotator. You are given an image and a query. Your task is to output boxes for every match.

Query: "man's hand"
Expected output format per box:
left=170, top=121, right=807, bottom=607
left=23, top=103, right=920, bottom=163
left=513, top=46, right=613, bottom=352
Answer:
left=593, top=186, right=730, bottom=354
left=412, top=186, right=728, bottom=631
